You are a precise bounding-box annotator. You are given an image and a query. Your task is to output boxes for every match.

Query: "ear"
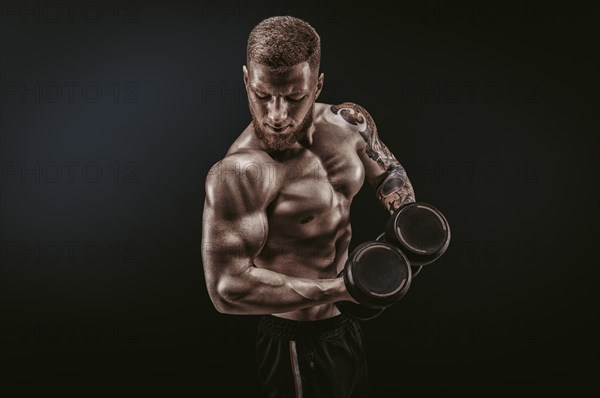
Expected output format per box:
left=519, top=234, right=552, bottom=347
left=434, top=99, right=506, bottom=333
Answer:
left=315, top=72, right=325, bottom=99
left=242, top=65, right=249, bottom=92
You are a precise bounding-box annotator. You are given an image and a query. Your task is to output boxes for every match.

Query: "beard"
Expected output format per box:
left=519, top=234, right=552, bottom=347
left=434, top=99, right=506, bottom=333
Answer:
left=251, top=104, right=315, bottom=152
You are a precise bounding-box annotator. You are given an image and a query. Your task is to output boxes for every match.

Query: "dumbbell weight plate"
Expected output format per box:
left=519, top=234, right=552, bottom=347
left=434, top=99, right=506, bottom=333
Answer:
left=385, top=202, right=450, bottom=267
left=343, top=241, right=412, bottom=309
left=376, top=232, right=422, bottom=278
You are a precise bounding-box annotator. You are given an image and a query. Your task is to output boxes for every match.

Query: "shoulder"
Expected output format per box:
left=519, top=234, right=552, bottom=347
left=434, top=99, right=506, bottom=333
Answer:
left=226, top=123, right=264, bottom=155
left=317, top=101, right=379, bottom=143
left=205, top=149, right=280, bottom=213
left=328, top=102, right=374, bottom=124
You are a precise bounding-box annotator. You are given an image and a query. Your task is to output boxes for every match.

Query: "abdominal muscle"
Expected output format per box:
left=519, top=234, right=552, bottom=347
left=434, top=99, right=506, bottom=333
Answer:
left=254, top=205, right=353, bottom=321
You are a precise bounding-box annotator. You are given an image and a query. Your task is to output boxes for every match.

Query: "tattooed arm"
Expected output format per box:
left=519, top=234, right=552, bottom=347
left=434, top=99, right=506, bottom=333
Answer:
left=330, top=102, right=415, bottom=214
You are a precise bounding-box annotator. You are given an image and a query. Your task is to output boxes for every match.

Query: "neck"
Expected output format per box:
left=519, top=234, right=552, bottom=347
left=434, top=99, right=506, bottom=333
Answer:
left=298, top=123, right=316, bottom=148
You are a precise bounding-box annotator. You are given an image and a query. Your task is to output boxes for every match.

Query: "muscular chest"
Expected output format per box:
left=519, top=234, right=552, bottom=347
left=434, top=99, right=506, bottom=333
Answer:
left=268, top=143, right=364, bottom=227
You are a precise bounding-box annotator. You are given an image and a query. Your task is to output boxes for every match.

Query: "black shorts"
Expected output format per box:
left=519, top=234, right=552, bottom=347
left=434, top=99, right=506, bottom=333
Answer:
left=256, top=314, right=369, bottom=398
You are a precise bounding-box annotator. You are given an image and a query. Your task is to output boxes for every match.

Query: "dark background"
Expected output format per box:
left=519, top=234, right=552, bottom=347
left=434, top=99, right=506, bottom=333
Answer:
left=1, top=1, right=598, bottom=397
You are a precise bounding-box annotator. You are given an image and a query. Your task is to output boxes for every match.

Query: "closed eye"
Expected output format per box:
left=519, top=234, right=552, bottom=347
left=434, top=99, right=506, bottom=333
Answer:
left=254, top=91, right=269, bottom=100
left=287, top=96, right=305, bottom=103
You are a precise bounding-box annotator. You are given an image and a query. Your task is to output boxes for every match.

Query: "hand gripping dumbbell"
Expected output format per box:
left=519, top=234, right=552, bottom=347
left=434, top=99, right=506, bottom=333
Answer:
left=336, top=202, right=450, bottom=321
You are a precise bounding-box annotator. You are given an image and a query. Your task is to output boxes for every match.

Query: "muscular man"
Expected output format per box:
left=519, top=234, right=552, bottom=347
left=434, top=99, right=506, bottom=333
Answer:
left=202, top=16, right=415, bottom=398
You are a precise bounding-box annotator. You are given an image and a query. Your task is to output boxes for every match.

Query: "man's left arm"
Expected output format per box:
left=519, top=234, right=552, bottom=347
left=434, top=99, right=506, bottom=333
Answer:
left=331, top=102, right=415, bottom=214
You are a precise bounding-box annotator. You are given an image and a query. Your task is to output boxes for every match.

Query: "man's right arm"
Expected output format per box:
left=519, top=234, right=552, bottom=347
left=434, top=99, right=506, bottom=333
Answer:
left=201, top=153, right=351, bottom=315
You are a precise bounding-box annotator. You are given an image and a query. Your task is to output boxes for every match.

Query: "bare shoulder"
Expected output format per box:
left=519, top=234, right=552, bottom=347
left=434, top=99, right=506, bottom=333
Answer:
left=205, top=149, right=280, bottom=215
left=317, top=102, right=378, bottom=144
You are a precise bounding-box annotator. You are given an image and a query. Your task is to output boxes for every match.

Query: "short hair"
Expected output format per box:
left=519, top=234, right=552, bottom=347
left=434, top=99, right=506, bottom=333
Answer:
left=247, top=16, right=320, bottom=73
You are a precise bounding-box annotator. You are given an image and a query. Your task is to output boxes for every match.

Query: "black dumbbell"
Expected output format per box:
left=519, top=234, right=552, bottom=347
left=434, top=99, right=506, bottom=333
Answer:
left=383, top=202, right=450, bottom=268
left=335, top=241, right=412, bottom=321
left=336, top=202, right=450, bottom=321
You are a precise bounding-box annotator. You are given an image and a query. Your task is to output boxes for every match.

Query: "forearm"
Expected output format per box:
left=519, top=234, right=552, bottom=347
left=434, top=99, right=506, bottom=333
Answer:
left=376, top=164, right=416, bottom=214
left=211, top=265, right=349, bottom=315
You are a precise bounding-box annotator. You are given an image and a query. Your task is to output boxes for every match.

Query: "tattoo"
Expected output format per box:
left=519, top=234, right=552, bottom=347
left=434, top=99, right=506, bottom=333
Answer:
left=330, top=102, right=396, bottom=170
left=376, top=166, right=415, bottom=213
left=331, top=102, right=415, bottom=213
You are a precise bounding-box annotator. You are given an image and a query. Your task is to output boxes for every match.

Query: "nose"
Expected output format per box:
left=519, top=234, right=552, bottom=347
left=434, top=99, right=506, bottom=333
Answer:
left=267, top=97, right=288, bottom=127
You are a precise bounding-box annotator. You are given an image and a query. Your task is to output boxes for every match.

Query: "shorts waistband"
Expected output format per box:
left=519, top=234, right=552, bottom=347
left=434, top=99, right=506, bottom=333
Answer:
left=257, top=314, right=355, bottom=341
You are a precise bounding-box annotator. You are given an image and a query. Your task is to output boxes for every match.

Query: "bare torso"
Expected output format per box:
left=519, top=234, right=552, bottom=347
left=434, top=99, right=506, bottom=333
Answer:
left=225, top=103, right=365, bottom=320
